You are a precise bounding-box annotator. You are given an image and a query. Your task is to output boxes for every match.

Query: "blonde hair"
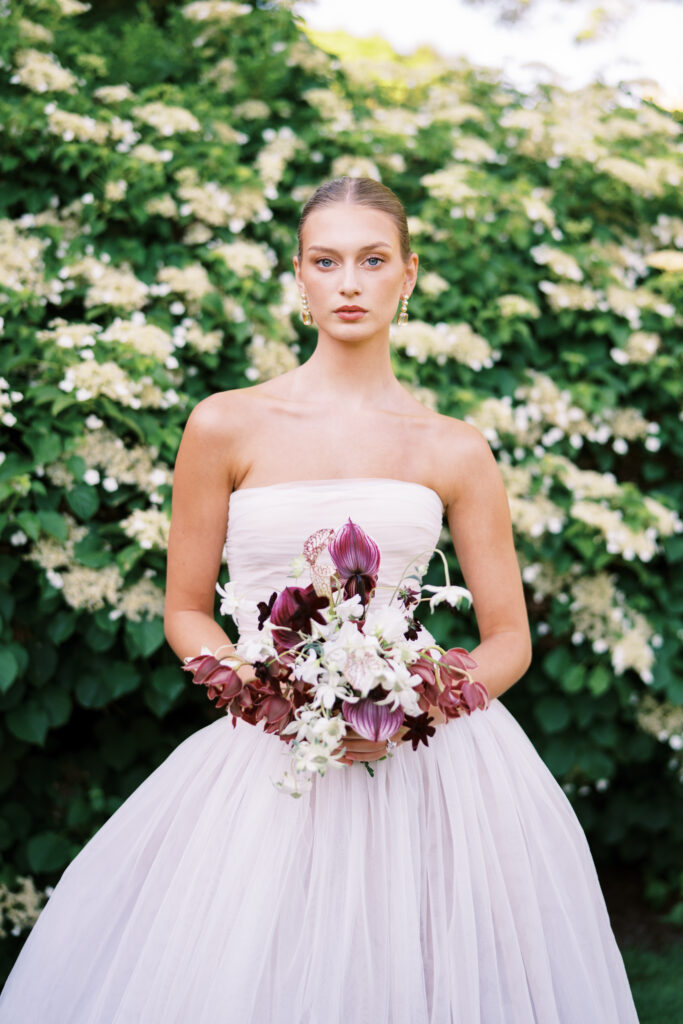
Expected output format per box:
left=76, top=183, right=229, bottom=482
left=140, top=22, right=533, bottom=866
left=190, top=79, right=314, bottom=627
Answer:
left=297, top=176, right=412, bottom=262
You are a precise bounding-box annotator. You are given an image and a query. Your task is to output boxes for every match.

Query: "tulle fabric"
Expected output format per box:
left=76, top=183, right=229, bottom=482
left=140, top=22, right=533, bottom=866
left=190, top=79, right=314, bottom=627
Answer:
left=0, top=478, right=639, bottom=1023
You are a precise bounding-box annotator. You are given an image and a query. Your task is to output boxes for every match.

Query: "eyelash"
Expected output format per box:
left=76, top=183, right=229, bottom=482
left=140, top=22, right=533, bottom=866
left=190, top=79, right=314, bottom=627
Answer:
left=315, top=256, right=385, bottom=268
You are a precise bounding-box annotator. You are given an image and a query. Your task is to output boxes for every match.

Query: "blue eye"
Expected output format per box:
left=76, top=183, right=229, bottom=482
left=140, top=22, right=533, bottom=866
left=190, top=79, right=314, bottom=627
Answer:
left=316, top=258, right=334, bottom=268
left=366, top=256, right=384, bottom=267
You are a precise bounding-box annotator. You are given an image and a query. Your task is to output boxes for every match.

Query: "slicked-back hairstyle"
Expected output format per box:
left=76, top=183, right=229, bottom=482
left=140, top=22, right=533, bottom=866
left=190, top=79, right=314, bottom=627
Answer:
left=297, top=176, right=412, bottom=263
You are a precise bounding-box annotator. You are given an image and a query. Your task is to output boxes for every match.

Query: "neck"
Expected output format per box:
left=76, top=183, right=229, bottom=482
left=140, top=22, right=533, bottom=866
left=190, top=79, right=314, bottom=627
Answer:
left=292, top=327, right=400, bottom=408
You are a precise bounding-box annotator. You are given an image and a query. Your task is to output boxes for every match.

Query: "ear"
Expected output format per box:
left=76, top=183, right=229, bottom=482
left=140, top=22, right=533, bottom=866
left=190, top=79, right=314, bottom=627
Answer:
left=292, top=254, right=303, bottom=289
left=403, top=252, right=419, bottom=298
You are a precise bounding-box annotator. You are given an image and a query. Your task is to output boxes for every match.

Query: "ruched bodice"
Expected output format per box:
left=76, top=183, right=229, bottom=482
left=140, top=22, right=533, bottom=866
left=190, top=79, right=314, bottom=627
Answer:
left=225, top=477, right=445, bottom=639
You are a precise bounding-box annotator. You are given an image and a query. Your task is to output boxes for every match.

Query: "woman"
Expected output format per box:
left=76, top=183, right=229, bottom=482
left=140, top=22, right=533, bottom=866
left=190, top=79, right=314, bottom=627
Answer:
left=0, top=177, right=639, bottom=1022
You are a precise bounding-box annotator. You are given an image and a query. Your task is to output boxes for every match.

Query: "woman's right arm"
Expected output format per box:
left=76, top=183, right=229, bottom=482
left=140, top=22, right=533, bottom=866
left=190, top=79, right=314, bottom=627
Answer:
left=163, top=394, right=245, bottom=668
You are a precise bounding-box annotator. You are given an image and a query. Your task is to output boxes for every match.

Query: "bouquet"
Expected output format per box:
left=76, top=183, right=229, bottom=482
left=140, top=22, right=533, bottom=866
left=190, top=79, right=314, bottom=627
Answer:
left=182, top=518, right=490, bottom=797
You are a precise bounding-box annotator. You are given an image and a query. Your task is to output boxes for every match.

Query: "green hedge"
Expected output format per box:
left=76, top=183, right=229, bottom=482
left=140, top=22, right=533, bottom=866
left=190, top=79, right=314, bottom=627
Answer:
left=0, top=0, right=681, bottom=971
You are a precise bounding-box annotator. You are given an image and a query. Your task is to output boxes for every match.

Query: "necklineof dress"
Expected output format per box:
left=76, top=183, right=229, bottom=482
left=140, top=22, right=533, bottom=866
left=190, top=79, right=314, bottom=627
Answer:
left=229, top=476, right=445, bottom=512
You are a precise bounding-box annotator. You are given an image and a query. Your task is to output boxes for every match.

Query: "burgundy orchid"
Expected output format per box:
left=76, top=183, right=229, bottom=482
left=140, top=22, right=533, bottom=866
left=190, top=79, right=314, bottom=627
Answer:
left=182, top=654, right=246, bottom=709
left=341, top=698, right=404, bottom=742
left=269, top=584, right=329, bottom=651
left=329, top=518, right=381, bottom=605
left=432, top=647, right=490, bottom=720
left=439, top=647, right=479, bottom=680
left=255, top=693, right=293, bottom=731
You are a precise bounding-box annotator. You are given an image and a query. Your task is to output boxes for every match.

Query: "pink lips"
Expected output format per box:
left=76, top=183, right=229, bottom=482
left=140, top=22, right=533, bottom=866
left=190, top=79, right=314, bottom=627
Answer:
left=335, top=305, right=367, bottom=321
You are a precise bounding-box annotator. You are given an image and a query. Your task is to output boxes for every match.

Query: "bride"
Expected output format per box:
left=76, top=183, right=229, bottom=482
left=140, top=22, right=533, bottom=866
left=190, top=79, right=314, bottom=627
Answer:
left=0, top=176, right=639, bottom=1022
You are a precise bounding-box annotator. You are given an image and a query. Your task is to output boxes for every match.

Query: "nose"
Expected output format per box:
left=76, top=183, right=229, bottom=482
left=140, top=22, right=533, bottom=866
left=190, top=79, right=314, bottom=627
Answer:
left=339, top=261, right=361, bottom=297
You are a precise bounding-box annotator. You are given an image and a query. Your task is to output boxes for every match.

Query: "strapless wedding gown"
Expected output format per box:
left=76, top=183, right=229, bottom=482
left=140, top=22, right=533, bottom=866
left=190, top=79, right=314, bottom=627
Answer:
left=0, top=478, right=639, bottom=1023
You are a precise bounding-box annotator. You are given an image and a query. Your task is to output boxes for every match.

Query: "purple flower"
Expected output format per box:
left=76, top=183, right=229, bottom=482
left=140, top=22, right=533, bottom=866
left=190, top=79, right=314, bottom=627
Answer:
left=329, top=519, right=380, bottom=605
left=342, top=697, right=404, bottom=742
left=269, top=584, right=329, bottom=651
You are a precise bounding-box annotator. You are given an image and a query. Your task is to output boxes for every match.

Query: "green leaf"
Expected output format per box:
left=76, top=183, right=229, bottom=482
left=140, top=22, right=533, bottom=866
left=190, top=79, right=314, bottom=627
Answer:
left=65, top=484, right=100, bottom=520
left=75, top=660, right=141, bottom=707
left=542, top=647, right=572, bottom=680
left=144, top=689, right=176, bottom=717
left=125, top=617, right=166, bottom=658
left=587, top=665, right=611, bottom=697
left=560, top=663, right=586, bottom=694
left=567, top=533, right=598, bottom=559
left=0, top=588, right=15, bottom=625
left=6, top=702, right=50, bottom=745
left=534, top=695, right=571, bottom=734
left=116, top=543, right=145, bottom=574
left=46, top=610, right=78, bottom=645
left=36, top=510, right=68, bottom=542
left=145, top=664, right=186, bottom=715
left=25, top=431, right=62, bottom=466
left=29, top=641, right=58, bottom=687
left=83, top=619, right=118, bottom=653
left=578, top=749, right=615, bottom=779
left=151, top=664, right=186, bottom=700
left=26, top=831, right=74, bottom=873
left=0, top=649, right=19, bottom=694
left=42, top=689, right=72, bottom=728
left=14, top=510, right=42, bottom=542
left=541, top=735, right=578, bottom=775
left=75, top=673, right=112, bottom=708
left=74, top=536, right=112, bottom=569
left=110, top=661, right=141, bottom=699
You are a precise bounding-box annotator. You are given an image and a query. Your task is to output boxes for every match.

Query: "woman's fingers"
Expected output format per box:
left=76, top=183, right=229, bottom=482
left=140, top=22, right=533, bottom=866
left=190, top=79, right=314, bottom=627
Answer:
left=333, top=729, right=390, bottom=764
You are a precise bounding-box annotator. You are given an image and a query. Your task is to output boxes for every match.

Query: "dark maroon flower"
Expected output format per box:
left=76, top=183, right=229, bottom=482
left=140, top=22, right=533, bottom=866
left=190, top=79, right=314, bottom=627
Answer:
left=257, top=591, right=278, bottom=630
left=269, top=584, right=329, bottom=651
left=400, top=711, right=437, bottom=751
left=329, top=518, right=380, bottom=605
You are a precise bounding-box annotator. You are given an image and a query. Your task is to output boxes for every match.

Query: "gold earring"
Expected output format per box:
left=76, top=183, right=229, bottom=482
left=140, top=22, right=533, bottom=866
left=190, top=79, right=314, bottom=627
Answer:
left=397, top=294, right=409, bottom=326
left=300, top=291, right=313, bottom=327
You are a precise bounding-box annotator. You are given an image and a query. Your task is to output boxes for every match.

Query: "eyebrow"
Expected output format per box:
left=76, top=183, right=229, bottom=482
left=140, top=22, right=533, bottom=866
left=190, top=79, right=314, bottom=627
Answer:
left=306, top=242, right=394, bottom=255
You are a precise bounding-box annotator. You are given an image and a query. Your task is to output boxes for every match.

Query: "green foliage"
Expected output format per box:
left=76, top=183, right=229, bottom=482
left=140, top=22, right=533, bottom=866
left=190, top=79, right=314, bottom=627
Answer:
left=0, top=0, right=682, bottom=971
left=622, top=944, right=683, bottom=1024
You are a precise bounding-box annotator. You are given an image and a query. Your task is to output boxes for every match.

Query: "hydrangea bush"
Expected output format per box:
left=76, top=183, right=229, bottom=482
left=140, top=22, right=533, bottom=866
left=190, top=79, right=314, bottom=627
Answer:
left=0, top=0, right=681, bottom=968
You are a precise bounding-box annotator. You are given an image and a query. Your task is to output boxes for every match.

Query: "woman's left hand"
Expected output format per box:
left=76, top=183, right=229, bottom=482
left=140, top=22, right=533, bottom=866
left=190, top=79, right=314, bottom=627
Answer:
left=334, top=725, right=404, bottom=766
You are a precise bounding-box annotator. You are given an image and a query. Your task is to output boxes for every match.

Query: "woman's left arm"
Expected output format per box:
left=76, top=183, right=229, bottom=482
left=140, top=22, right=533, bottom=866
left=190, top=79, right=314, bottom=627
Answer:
left=441, top=420, right=532, bottom=702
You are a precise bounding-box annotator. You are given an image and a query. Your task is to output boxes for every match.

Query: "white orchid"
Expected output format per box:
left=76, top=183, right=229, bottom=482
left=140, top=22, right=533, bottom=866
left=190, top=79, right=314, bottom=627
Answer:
left=235, top=631, right=277, bottom=664
left=272, top=768, right=313, bottom=798
left=215, top=579, right=259, bottom=618
left=363, top=603, right=411, bottom=643
left=422, top=584, right=472, bottom=612
left=311, top=673, right=355, bottom=710
left=292, top=648, right=323, bottom=685
left=288, top=554, right=307, bottom=579
left=291, top=739, right=340, bottom=774
left=309, top=713, right=347, bottom=747
left=375, top=660, right=425, bottom=715
left=335, top=592, right=364, bottom=621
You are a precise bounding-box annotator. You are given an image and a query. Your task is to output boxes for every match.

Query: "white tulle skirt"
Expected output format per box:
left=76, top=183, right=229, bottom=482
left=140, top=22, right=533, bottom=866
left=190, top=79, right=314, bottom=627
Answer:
left=0, top=698, right=639, bottom=1023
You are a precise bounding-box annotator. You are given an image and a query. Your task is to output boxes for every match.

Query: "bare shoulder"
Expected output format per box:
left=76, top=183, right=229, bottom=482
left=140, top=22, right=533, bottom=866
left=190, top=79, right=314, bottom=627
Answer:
left=187, top=386, right=252, bottom=427
left=433, top=413, right=499, bottom=510
left=180, top=386, right=260, bottom=489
